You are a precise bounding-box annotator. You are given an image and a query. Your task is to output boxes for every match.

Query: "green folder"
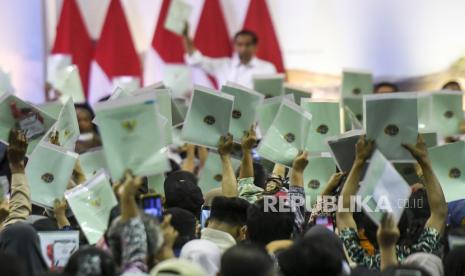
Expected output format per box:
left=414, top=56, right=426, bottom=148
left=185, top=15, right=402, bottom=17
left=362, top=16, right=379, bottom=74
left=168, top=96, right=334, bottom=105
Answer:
left=342, top=98, right=363, bottom=131
left=257, top=96, right=284, bottom=136
left=302, top=156, right=337, bottom=205
left=54, top=65, right=86, bottom=104
left=0, top=93, right=56, bottom=155
left=37, top=101, right=64, bottom=120
left=428, top=141, right=465, bottom=202
left=181, top=86, right=234, bottom=148
left=111, top=76, right=140, bottom=94
left=357, top=150, right=412, bottom=225
left=221, top=82, right=264, bottom=142
left=172, top=98, right=187, bottom=126
left=171, top=127, right=185, bottom=147
left=364, top=93, right=418, bottom=161
left=394, top=163, right=420, bottom=185
left=257, top=100, right=312, bottom=167
left=198, top=152, right=241, bottom=193
left=108, top=86, right=132, bottom=100
left=79, top=148, right=108, bottom=179
left=341, top=69, right=373, bottom=98
left=65, top=171, right=118, bottom=244
left=95, top=92, right=170, bottom=180
left=133, top=87, right=174, bottom=145
left=26, top=142, right=78, bottom=208
left=253, top=74, right=285, bottom=98
left=164, top=0, right=193, bottom=35
left=431, top=91, right=463, bottom=137
left=164, top=65, right=192, bottom=99
left=327, top=130, right=364, bottom=173
left=301, top=99, right=341, bottom=153
left=421, top=132, right=438, bottom=147
left=417, top=93, right=433, bottom=132
left=284, top=84, right=312, bottom=105
left=54, top=97, right=80, bottom=150
left=147, top=174, right=166, bottom=195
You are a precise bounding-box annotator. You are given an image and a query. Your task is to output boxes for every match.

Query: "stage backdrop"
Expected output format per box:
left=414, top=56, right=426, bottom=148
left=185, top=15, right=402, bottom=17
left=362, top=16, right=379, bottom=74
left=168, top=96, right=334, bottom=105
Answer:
left=3, top=0, right=465, bottom=101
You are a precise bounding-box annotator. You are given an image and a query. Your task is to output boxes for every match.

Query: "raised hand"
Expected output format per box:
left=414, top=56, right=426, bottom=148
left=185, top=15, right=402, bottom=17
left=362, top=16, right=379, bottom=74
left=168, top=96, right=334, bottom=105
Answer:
left=241, top=125, right=257, bottom=151
left=325, top=172, right=345, bottom=192
left=292, top=151, right=309, bottom=173
left=218, top=134, right=234, bottom=156
left=355, top=135, right=374, bottom=162
left=377, top=213, right=400, bottom=248
left=7, top=129, right=28, bottom=172
left=49, top=130, right=60, bottom=146
left=116, top=170, right=143, bottom=199
left=402, top=134, right=428, bottom=163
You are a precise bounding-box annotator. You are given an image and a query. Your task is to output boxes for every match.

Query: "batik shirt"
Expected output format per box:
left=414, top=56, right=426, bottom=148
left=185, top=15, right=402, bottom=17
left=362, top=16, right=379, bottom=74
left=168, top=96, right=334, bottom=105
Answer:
left=339, top=227, right=441, bottom=271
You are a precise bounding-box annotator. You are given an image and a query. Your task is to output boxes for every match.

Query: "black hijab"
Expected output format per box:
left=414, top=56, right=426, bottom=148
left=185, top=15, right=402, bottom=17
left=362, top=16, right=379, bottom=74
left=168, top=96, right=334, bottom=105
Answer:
left=0, top=222, right=48, bottom=276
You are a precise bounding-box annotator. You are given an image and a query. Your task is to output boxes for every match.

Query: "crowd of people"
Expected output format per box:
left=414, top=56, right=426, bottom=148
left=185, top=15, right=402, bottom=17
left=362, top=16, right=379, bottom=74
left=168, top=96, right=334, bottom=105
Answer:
left=0, top=108, right=464, bottom=276
left=0, top=29, right=464, bottom=276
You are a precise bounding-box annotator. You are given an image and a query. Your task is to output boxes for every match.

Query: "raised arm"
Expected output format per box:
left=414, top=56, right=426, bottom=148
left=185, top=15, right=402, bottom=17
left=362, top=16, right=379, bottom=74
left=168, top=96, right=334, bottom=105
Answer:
left=239, top=125, right=256, bottom=179
left=181, top=144, right=196, bottom=173
left=272, top=163, right=286, bottom=179
left=290, top=151, right=308, bottom=188
left=218, top=134, right=238, bottom=197
left=336, top=135, right=374, bottom=231
left=54, top=199, right=71, bottom=230
left=403, top=135, right=447, bottom=233
left=117, top=170, right=143, bottom=222
left=182, top=23, right=195, bottom=56
left=377, top=213, right=400, bottom=271
left=2, top=129, right=31, bottom=228
left=321, top=172, right=345, bottom=196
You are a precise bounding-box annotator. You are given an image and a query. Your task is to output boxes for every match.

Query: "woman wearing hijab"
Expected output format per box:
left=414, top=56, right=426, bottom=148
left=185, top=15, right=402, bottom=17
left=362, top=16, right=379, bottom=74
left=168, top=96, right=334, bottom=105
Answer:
left=0, top=222, right=48, bottom=276
left=180, top=239, right=221, bottom=276
left=403, top=253, right=444, bottom=276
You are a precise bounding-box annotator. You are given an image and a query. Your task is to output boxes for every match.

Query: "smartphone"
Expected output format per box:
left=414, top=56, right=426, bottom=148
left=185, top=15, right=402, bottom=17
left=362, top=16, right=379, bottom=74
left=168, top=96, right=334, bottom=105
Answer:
left=316, top=216, right=334, bottom=232
left=200, top=206, right=211, bottom=229
left=141, top=194, right=163, bottom=219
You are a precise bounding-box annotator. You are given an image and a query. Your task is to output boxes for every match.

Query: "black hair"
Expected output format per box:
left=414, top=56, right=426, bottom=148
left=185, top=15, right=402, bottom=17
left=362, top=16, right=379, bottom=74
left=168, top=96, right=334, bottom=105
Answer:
left=374, top=82, right=399, bottom=93
left=246, top=197, right=294, bottom=246
left=209, top=196, right=250, bottom=226
left=0, top=252, right=26, bottom=276
left=64, top=246, right=116, bottom=276
left=444, top=246, right=465, bottom=276
left=354, top=191, right=428, bottom=249
left=234, top=30, right=259, bottom=45
left=165, top=207, right=197, bottom=250
left=220, top=243, right=274, bottom=276
left=442, top=80, right=462, bottom=91
left=278, top=235, right=343, bottom=276
left=74, top=102, right=99, bottom=134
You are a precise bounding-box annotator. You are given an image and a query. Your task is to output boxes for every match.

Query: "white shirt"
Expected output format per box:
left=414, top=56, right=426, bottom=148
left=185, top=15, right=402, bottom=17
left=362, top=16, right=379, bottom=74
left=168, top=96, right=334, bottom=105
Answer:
left=185, top=50, right=277, bottom=89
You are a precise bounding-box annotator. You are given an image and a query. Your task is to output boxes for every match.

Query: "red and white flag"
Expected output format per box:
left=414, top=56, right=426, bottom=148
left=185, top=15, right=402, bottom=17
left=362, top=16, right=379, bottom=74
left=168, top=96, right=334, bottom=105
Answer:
left=51, top=0, right=94, bottom=96
left=144, top=0, right=185, bottom=86
left=193, top=0, right=232, bottom=89
left=243, top=0, right=285, bottom=73
left=88, top=0, right=142, bottom=103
